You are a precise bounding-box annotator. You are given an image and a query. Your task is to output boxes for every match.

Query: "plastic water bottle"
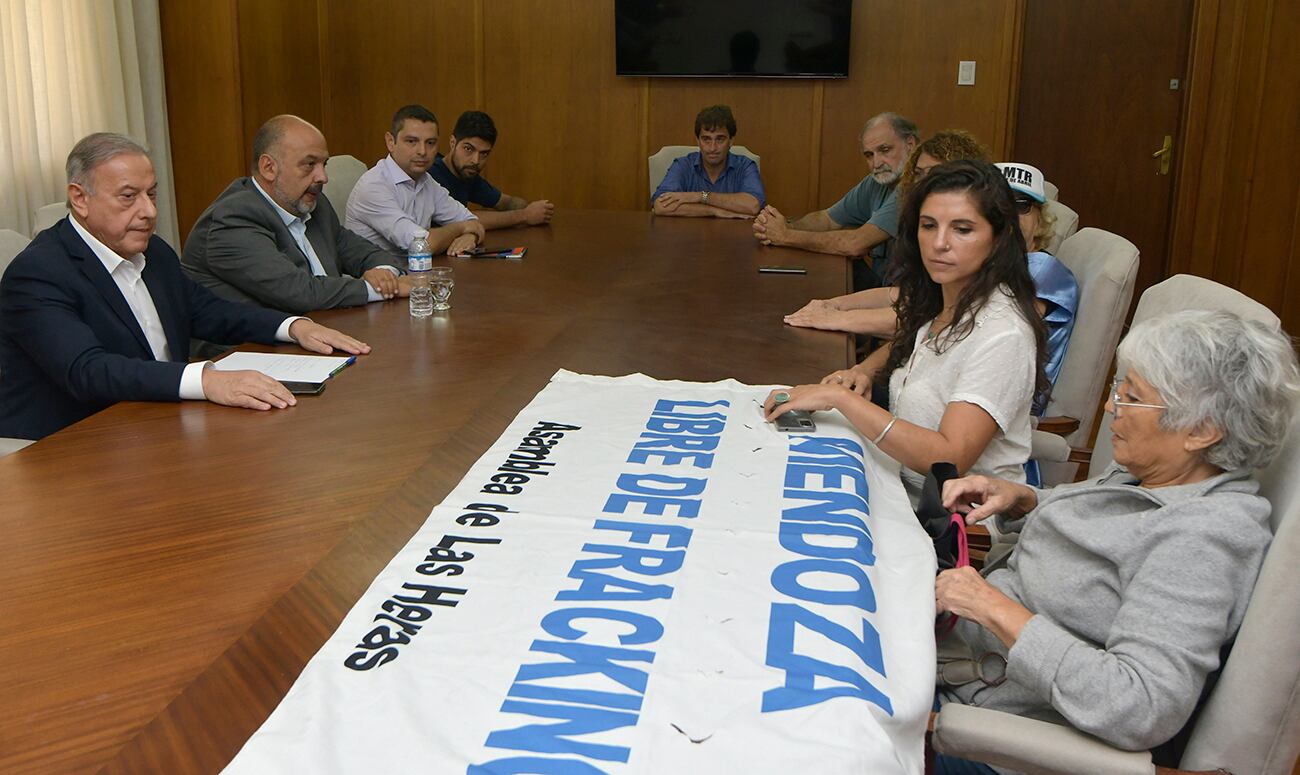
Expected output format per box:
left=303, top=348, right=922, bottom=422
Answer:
left=408, top=231, right=433, bottom=318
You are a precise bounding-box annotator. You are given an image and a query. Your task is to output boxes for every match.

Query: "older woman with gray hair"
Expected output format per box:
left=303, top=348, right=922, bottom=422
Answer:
left=929, top=309, right=1300, bottom=774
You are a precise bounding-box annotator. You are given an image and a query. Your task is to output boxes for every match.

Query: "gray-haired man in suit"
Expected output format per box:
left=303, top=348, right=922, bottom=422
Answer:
left=0, top=132, right=369, bottom=440
left=182, top=115, right=410, bottom=314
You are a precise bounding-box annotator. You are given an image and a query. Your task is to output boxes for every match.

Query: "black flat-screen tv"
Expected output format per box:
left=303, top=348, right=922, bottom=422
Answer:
left=615, top=0, right=852, bottom=78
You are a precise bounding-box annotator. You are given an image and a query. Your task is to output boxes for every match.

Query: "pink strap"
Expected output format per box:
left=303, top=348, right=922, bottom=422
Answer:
left=936, top=513, right=971, bottom=640
left=951, top=513, right=970, bottom=568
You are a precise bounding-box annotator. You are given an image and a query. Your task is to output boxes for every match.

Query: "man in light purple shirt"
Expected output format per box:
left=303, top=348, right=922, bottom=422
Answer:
left=345, top=105, right=485, bottom=257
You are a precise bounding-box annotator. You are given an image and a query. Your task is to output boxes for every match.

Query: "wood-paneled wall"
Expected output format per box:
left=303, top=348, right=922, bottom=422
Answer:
left=160, top=0, right=1300, bottom=336
left=158, top=2, right=245, bottom=245
left=1170, top=0, right=1300, bottom=334
left=161, top=0, right=1021, bottom=240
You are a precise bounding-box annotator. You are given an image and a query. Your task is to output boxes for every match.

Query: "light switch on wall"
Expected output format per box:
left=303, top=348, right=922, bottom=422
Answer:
left=958, top=60, right=976, bottom=86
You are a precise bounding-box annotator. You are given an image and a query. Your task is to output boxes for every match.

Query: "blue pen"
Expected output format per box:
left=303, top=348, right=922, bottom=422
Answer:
left=328, top=356, right=357, bottom=378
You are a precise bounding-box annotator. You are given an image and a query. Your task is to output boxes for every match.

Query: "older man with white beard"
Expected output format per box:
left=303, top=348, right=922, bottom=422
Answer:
left=182, top=114, right=408, bottom=315
left=753, top=111, right=918, bottom=290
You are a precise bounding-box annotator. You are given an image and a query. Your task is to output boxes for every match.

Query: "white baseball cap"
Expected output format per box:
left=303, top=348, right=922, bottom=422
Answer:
left=996, top=162, right=1047, bottom=204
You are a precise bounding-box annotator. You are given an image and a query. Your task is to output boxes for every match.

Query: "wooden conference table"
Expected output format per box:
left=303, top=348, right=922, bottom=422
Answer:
left=0, top=210, right=854, bottom=773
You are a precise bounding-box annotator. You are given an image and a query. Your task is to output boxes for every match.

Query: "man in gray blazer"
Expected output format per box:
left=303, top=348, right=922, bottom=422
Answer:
left=182, top=115, right=409, bottom=315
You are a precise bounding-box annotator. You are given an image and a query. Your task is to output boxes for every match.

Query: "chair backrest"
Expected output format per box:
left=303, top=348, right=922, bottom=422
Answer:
left=0, top=437, right=35, bottom=457
left=646, top=144, right=761, bottom=199
left=0, top=228, right=31, bottom=280
left=1043, top=179, right=1059, bottom=201
left=1087, top=274, right=1280, bottom=479
left=322, top=155, right=369, bottom=215
left=32, top=202, right=68, bottom=234
left=1037, top=227, right=1139, bottom=485
left=732, top=145, right=759, bottom=166
left=1043, top=199, right=1078, bottom=255
left=1179, top=390, right=1300, bottom=774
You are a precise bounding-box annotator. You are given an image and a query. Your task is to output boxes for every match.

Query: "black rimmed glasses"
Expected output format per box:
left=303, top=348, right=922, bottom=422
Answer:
left=1013, top=196, right=1035, bottom=215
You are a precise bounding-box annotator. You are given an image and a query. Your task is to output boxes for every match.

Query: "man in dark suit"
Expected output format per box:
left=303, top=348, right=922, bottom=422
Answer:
left=0, top=132, right=369, bottom=441
left=182, top=114, right=409, bottom=315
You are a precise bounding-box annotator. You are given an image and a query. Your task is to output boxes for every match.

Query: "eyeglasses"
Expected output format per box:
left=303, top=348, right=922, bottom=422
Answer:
left=1110, top=377, right=1167, bottom=418
left=1013, top=196, right=1035, bottom=215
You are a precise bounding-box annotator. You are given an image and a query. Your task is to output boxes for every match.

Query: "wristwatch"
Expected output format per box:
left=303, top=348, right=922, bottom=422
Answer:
left=700, top=191, right=710, bottom=205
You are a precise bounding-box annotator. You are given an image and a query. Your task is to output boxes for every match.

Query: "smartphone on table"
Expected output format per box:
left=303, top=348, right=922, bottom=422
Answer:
left=280, top=381, right=327, bottom=395
left=773, top=410, right=816, bottom=432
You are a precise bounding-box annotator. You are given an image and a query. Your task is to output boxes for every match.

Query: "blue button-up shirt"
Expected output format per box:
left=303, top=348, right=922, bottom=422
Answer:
left=651, top=151, right=766, bottom=208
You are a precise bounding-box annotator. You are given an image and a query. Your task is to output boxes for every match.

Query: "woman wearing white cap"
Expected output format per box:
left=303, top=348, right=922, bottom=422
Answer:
left=995, top=162, right=1078, bottom=404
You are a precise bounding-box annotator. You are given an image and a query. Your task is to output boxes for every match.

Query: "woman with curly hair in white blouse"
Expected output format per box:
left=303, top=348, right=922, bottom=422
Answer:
left=765, top=160, right=1048, bottom=500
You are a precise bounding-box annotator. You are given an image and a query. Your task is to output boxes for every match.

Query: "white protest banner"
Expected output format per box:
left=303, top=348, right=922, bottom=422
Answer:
left=224, top=370, right=936, bottom=774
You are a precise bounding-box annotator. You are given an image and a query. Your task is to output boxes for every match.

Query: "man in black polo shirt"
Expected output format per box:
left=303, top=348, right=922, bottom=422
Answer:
left=430, top=111, right=554, bottom=230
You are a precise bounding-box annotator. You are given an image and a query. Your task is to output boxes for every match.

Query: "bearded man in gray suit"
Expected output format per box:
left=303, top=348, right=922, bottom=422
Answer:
left=182, top=115, right=409, bottom=314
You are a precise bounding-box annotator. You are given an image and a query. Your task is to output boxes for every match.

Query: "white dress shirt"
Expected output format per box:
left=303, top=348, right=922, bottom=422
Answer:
left=68, top=215, right=299, bottom=400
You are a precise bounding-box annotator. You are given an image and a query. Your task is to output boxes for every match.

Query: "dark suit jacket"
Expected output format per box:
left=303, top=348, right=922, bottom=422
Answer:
left=0, top=219, right=289, bottom=440
left=181, top=177, right=398, bottom=314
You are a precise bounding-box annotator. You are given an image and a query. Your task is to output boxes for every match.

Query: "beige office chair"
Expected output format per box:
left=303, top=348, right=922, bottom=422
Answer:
left=936, top=279, right=1300, bottom=775
left=1031, top=228, right=1140, bottom=485
left=0, top=437, right=35, bottom=457
left=1043, top=199, right=1079, bottom=255
left=647, top=144, right=760, bottom=199
left=32, top=202, right=67, bottom=233
left=0, top=228, right=30, bottom=279
left=1043, top=179, right=1059, bottom=201
left=322, top=154, right=369, bottom=213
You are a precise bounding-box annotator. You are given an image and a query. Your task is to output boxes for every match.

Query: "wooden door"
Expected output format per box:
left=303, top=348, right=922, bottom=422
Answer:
left=1013, top=0, right=1194, bottom=295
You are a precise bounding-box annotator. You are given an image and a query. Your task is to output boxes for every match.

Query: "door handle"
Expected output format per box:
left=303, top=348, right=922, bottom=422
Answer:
left=1151, top=135, right=1173, bottom=175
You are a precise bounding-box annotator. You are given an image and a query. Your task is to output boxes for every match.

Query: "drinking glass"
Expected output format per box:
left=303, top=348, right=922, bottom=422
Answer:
left=430, top=266, right=455, bottom=311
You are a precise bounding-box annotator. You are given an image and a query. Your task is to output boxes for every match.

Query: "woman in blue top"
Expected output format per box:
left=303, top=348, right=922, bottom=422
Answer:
left=996, top=162, right=1078, bottom=410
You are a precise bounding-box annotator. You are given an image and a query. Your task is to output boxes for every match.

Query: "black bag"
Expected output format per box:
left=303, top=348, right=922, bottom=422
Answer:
left=916, top=463, right=969, bottom=638
left=916, top=462, right=969, bottom=571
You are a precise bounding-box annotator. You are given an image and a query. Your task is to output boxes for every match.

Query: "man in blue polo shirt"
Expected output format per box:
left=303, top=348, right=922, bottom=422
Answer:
left=430, top=110, right=554, bottom=231
left=753, top=111, right=918, bottom=289
left=651, top=105, right=765, bottom=219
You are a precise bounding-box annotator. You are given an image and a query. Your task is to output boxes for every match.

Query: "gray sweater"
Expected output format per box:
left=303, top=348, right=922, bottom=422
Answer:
left=943, top=466, right=1272, bottom=751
